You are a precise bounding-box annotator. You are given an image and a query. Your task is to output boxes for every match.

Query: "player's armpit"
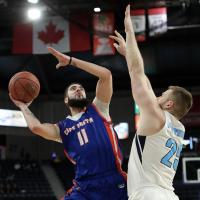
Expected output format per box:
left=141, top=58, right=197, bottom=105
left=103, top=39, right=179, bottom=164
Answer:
left=137, top=110, right=166, bottom=136
left=92, top=97, right=111, bottom=121
left=52, top=124, right=62, bottom=143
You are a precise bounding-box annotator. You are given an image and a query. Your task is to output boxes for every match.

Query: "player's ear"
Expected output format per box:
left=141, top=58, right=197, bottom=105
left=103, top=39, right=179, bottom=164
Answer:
left=64, top=97, right=68, bottom=104
left=166, top=100, right=174, bottom=108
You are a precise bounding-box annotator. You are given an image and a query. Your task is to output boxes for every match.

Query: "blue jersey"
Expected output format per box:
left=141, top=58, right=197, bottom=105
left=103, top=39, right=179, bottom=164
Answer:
left=57, top=103, right=126, bottom=181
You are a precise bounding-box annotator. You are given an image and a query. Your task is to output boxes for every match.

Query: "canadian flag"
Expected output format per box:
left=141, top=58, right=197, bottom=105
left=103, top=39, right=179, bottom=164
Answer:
left=12, top=15, right=90, bottom=54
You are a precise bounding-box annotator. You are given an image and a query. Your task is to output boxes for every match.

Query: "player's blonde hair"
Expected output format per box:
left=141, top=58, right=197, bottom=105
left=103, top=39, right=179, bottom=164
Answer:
left=168, top=86, right=193, bottom=119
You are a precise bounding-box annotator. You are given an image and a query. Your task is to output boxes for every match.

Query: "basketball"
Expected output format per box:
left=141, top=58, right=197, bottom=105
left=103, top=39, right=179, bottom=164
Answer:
left=8, top=71, right=40, bottom=103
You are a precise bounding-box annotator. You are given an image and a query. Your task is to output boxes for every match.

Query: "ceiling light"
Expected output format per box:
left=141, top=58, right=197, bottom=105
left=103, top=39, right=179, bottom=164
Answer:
left=27, top=8, right=41, bottom=20
left=94, top=7, right=101, bottom=12
left=27, top=0, right=39, bottom=4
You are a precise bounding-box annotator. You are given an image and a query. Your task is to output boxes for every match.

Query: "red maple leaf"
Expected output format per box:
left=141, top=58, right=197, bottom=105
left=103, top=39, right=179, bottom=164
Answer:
left=38, top=21, right=64, bottom=45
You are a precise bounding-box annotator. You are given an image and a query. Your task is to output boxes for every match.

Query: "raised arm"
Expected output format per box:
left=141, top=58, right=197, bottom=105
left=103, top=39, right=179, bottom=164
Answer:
left=110, top=29, right=155, bottom=101
left=124, top=5, right=165, bottom=134
left=9, top=95, right=61, bottom=142
left=48, top=47, right=112, bottom=104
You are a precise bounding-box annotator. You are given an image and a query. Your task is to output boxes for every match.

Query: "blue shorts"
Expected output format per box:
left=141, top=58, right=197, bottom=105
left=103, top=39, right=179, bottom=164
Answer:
left=64, top=171, right=128, bottom=200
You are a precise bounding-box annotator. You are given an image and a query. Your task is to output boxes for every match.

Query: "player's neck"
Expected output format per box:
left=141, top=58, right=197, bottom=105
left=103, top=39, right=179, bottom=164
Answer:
left=70, top=107, right=86, bottom=116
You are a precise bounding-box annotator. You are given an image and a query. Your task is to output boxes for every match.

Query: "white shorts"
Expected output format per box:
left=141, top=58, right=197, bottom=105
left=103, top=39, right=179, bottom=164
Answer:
left=128, top=186, right=179, bottom=200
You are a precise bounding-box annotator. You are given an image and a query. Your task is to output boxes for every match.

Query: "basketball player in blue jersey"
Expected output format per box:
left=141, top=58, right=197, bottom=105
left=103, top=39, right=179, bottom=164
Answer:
left=110, top=5, right=193, bottom=200
left=9, top=47, right=128, bottom=200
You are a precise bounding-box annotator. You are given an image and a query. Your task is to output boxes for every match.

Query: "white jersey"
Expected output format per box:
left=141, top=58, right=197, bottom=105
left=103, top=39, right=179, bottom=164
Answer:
left=128, top=111, right=185, bottom=198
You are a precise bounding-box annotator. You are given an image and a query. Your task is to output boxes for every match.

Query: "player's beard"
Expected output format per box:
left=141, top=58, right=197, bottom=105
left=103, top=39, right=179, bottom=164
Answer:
left=67, top=97, right=89, bottom=109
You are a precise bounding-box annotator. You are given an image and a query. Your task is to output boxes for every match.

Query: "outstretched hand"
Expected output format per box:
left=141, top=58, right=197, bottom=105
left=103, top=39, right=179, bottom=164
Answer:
left=9, top=94, right=32, bottom=108
left=124, top=5, right=134, bottom=33
left=109, top=30, right=126, bottom=56
left=47, top=47, right=71, bottom=69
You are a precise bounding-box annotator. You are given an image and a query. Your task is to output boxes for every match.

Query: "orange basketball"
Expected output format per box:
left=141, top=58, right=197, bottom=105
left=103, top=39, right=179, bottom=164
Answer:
left=8, top=71, right=40, bottom=103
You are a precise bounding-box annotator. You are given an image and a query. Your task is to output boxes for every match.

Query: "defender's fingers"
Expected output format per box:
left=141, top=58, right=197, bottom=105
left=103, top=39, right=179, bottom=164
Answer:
left=113, top=43, right=119, bottom=49
left=109, top=35, right=121, bottom=43
left=114, top=30, right=124, bottom=39
left=125, top=5, right=130, bottom=16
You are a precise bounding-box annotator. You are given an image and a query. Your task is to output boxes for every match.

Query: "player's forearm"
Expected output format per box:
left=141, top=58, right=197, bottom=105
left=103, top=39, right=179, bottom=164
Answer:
left=19, top=105, right=60, bottom=141
left=19, top=105, right=41, bottom=131
left=71, top=57, right=111, bottom=80
left=126, top=30, right=144, bottom=76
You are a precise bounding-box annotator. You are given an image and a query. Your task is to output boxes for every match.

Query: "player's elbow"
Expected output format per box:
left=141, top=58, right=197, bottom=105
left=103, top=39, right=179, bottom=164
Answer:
left=102, top=69, right=112, bottom=80
left=29, top=123, right=55, bottom=141
left=29, top=124, right=43, bottom=135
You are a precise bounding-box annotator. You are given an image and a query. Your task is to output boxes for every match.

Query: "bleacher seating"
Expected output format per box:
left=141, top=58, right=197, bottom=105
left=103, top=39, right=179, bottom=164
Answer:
left=0, top=160, right=56, bottom=200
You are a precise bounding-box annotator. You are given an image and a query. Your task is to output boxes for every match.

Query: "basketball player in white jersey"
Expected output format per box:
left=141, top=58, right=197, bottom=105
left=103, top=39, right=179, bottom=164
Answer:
left=110, top=5, right=193, bottom=200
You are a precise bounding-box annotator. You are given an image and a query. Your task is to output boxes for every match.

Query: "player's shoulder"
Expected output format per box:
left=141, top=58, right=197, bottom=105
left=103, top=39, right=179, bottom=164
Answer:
left=92, top=97, right=108, bottom=106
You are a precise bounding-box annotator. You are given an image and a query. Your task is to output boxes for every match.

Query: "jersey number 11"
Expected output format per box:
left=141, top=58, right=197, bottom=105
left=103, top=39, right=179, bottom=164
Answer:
left=77, top=129, right=89, bottom=146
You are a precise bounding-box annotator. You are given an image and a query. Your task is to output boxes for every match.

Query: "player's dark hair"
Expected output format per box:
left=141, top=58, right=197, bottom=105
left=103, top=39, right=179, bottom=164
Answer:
left=64, top=82, right=83, bottom=99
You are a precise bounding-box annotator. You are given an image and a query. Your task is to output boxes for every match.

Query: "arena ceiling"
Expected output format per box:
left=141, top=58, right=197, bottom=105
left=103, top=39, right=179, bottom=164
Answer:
left=0, top=0, right=200, bottom=96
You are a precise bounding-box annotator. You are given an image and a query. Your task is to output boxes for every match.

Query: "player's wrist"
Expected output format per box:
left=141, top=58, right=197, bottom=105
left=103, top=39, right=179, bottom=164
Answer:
left=19, top=103, right=27, bottom=109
